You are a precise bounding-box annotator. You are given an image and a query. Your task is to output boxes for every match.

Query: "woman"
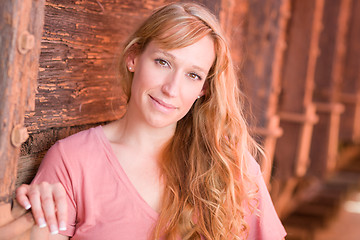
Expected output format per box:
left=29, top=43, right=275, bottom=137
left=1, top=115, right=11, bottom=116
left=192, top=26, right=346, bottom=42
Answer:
left=16, top=2, right=286, bottom=239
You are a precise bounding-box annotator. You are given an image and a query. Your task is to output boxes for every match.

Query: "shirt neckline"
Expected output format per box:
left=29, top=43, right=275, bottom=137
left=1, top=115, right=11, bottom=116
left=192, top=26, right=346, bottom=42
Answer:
left=94, top=125, right=160, bottom=220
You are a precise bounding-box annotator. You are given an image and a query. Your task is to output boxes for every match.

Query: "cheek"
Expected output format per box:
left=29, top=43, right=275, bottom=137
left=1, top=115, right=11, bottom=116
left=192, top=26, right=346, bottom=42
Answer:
left=181, top=84, right=203, bottom=105
left=132, top=61, right=164, bottom=91
left=131, top=67, right=154, bottom=93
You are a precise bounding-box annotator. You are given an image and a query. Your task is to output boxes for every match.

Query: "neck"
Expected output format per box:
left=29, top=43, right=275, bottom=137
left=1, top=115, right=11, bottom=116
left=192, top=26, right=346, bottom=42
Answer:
left=110, top=110, right=176, bottom=156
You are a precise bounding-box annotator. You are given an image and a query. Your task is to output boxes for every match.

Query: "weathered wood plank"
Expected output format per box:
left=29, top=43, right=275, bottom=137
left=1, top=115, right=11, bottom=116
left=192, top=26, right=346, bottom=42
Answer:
left=339, top=0, right=360, bottom=143
left=16, top=153, right=45, bottom=190
left=278, top=0, right=317, bottom=114
left=308, top=0, right=342, bottom=177
left=0, top=0, right=44, bottom=204
left=240, top=0, right=291, bottom=184
left=274, top=0, right=322, bottom=180
left=24, top=0, right=138, bottom=133
left=241, top=0, right=284, bottom=127
left=0, top=0, right=45, bottom=238
left=309, top=0, right=352, bottom=177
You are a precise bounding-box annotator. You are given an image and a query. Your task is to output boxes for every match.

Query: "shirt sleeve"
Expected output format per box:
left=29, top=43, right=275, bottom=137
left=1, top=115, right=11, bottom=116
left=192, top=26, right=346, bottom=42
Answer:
left=245, top=158, right=287, bottom=240
left=31, top=141, right=77, bottom=237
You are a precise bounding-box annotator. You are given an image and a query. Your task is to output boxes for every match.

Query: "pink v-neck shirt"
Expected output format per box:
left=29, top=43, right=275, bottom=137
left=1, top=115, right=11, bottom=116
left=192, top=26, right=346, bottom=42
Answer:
left=32, top=126, right=286, bottom=239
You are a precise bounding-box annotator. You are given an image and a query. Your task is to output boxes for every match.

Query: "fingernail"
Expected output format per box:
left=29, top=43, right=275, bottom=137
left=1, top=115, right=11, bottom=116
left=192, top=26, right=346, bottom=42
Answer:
left=59, top=221, right=67, bottom=231
left=50, top=224, right=59, bottom=235
left=38, top=218, right=47, bottom=228
left=24, top=202, right=31, bottom=210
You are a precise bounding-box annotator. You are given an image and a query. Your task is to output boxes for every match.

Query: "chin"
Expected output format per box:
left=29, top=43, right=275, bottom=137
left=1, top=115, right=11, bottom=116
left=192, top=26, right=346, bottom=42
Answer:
left=145, top=117, right=176, bottom=129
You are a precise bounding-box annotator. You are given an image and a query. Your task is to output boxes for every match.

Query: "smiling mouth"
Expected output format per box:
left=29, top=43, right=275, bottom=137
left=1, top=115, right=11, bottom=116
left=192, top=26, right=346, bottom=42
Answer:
left=149, top=95, right=177, bottom=109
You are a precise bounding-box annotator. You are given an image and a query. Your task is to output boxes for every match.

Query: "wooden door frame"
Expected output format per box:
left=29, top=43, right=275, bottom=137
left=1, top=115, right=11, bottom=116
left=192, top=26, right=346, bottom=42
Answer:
left=0, top=0, right=45, bottom=238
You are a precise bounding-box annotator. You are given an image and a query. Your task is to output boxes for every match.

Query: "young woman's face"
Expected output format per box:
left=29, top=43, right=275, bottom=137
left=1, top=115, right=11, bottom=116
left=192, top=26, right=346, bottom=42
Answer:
left=126, top=35, right=216, bottom=129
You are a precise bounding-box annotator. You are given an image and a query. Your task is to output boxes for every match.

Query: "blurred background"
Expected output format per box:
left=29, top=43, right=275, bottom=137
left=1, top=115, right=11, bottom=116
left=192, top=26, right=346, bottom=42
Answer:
left=1, top=0, right=359, bottom=239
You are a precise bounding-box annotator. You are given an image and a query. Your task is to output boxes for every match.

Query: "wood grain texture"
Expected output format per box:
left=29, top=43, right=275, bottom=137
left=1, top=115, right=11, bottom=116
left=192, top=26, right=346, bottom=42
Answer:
left=0, top=0, right=44, bottom=203
left=24, top=0, right=137, bottom=133
left=0, top=0, right=44, bottom=238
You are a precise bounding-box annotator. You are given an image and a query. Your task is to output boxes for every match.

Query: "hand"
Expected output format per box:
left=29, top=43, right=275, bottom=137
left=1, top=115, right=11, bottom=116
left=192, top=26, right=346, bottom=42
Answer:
left=16, top=182, right=67, bottom=235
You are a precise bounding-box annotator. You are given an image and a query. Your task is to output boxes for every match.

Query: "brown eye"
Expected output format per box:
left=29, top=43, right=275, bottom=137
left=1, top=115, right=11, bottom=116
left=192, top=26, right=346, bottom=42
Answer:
left=155, top=59, right=170, bottom=67
left=188, top=72, right=202, bottom=81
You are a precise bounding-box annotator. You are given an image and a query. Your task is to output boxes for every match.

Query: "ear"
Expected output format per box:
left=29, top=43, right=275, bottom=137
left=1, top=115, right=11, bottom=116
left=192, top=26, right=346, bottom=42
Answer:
left=126, top=54, right=137, bottom=72
left=126, top=46, right=139, bottom=72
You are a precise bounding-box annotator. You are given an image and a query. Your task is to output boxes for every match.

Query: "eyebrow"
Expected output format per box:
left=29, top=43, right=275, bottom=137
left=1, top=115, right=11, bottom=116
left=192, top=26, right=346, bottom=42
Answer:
left=155, top=50, right=208, bottom=75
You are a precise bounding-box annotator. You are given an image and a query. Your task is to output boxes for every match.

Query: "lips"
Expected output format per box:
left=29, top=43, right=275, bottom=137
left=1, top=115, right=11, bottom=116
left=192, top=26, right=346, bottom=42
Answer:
left=149, top=95, right=177, bottom=110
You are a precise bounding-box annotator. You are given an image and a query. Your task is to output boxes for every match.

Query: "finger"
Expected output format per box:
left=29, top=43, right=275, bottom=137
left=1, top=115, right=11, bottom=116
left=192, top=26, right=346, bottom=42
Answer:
left=16, top=184, right=32, bottom=210
left=53, top=183, right=67, bottom=231
left=27, top=184, right=47, bottom=229
left=39, top=182, right=59, bottom=235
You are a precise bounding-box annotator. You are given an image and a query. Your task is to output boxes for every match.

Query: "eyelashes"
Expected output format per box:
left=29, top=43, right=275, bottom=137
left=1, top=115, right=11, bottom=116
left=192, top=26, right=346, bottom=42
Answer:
left=188, top=72, right=202, bottom=81
left=155, top=58, right=170, bottom=67
left=154, top=58, right=202, bottom=81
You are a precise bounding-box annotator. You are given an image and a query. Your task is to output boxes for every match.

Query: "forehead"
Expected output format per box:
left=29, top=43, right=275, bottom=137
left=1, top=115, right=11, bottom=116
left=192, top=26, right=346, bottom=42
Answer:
left=143, top=35, right=216, bottom=73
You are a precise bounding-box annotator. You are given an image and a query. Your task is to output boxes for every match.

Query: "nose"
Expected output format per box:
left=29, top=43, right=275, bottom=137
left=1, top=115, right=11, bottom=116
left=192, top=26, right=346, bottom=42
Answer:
left=161, top=71, right=181, bottom=97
